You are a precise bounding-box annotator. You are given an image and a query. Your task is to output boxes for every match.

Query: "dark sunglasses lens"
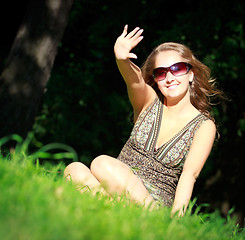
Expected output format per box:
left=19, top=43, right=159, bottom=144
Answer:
left=153, top=68, right=166, bottom=82
left=153, top=62, right=191, bottom=82
left=170, top=62, right=188, bottom=76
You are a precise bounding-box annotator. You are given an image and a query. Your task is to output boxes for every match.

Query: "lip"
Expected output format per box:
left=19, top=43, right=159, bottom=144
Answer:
left=167, top=84, right=179, bottom=89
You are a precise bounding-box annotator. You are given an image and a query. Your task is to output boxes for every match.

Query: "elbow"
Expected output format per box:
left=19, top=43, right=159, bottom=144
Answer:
left=193, top=171, right=200, bottom=181
left=182, top=168, right=200, bottom=182
left=193, top=167, right=203, bottom=181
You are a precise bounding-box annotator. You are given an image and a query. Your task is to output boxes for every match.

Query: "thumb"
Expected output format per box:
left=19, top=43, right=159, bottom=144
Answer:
left=128, top=53, right=138, bottom=59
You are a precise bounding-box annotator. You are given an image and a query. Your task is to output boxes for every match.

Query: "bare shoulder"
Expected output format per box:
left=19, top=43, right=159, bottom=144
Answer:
left=200, top=118, right=216, bottom=132
left=194, top=118, right=216, bottom=141
left=183, top=118, right=217, bottom=172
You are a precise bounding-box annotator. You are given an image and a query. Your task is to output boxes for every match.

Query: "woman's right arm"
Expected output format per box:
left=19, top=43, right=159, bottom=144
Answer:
left=114, top=25, right=156, bottom=120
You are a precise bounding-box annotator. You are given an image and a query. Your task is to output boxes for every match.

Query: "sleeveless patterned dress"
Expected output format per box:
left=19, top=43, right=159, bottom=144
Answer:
left=117, top=95, right=209, bottom=207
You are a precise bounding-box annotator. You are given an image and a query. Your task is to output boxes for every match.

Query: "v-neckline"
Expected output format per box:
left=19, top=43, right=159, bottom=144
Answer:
left=153, top=102, right=202, bottom=152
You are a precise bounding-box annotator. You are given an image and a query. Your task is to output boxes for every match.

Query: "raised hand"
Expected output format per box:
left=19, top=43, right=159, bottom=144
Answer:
left=114, top=25, right=144, bottom=60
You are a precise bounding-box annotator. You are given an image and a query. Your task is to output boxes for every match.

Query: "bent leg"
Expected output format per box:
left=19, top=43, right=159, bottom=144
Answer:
left=90, top=155, right=155, bottom=207
left=64, top=162, right=106, bottom=195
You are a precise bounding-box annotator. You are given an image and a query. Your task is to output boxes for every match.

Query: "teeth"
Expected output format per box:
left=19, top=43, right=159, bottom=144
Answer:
left=168, top=85, right=178, bottom=89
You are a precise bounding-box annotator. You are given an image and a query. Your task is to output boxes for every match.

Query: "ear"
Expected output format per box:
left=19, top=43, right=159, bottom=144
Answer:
left=189, top=71, right=194, bottom=83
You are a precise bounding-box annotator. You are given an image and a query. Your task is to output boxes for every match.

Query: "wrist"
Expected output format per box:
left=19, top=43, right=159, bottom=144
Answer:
left=115, top=56, right=130, bottom=64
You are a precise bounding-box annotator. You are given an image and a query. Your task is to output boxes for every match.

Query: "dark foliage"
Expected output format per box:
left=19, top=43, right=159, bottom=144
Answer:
left=0, top=0, right=73, bottom=139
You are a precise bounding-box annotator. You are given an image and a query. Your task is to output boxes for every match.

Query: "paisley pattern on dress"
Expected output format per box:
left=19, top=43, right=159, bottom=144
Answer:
left=117, top=95, right=209, bottom=207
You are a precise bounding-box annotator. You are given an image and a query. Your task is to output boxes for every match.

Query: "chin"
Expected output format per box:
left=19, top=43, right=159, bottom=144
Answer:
left=163, top=90, right=190, bottom=102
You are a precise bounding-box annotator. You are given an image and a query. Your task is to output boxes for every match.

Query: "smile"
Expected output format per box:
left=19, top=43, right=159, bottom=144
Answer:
left=167, top=84, right=179, bottom=89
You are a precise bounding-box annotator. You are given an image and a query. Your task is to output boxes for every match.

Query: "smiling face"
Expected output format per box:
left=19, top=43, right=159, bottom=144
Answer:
left=154, top=50, right=194, bottom=103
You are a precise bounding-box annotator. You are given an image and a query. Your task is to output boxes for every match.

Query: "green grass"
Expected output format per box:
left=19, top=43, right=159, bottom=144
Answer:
left=0, top=137, right=244, bottom=240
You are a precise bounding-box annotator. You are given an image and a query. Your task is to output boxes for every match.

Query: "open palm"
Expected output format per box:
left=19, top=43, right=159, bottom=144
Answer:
left=114, top=25, right=144, bottom=60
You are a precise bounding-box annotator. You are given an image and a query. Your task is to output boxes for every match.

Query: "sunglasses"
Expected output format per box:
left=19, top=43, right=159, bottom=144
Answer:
left=153, top=62, right=192, bottom=82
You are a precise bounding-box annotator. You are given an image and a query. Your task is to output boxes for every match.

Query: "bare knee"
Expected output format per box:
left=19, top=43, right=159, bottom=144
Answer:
left=90, top=155, right=132, bottom=186
left=90, top=155, right=105, bottom=176
left=64, top=162, right=90, bottom=182
left=64, top=162, right=84, bottom=176
left=90, top=155, right=115, bottom=178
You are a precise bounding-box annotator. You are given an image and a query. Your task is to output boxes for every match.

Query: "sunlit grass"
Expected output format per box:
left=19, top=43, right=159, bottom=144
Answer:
left=0, top=136, right=244, bottom=240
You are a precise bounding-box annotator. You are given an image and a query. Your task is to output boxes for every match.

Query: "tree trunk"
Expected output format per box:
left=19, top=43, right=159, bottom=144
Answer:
left=0, top=0, right=73, bottom=139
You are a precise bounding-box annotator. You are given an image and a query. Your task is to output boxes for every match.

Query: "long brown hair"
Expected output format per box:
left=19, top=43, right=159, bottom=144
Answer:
left=141, top=42, right=224, bottom=117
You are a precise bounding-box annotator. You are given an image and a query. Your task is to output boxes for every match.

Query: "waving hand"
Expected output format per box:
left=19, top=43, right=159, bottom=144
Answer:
left=114, top=25, right=144, bottom=60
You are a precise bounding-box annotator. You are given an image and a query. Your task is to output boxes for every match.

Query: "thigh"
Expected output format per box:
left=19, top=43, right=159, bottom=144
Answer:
left=90, top=155, right=155, bottom=206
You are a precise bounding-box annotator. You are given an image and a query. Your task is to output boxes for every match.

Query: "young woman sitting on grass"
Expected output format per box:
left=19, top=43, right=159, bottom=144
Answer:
left=64, top=25, right=223, bottom=216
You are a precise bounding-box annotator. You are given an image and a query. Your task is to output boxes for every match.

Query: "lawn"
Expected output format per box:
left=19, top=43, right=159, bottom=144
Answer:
left=0, top=136, right=244, bottom=240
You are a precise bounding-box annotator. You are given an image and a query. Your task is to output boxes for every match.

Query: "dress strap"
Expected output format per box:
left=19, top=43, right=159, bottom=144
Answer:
left=147, top=94, right=164, bottom=152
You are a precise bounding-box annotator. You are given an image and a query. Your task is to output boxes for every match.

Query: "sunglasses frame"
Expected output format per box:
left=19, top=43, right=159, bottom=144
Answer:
left=153, top=62, right=192, bottom=82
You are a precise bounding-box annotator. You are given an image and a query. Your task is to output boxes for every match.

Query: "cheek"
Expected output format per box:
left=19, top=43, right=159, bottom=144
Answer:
left=156, top=82, right=168, bottom=95
left=156, top=82, right=164, bottom=92
left=156, top=81, right=165, bottom=89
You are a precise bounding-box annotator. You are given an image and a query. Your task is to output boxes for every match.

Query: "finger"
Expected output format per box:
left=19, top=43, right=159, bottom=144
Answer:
left=131, top=30, right=144, bottom=44
left=132, top=29, right=144, bottom=39
left=126, top=27, right=141, bottom=39
left=121, top=24, right=128, bottom=37
left=133, top=36, right=144, bottom=46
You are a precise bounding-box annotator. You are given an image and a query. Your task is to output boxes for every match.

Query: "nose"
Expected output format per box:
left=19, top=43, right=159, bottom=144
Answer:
left=165, top=71, right=175, bottom=83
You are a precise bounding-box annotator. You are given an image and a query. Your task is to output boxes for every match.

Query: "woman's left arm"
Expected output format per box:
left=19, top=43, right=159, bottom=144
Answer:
left=171, top=119, right=216, bottom=216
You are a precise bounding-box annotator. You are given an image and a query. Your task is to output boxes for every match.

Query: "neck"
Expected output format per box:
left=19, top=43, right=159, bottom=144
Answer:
left=163, top=93, right=193, bottom=116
